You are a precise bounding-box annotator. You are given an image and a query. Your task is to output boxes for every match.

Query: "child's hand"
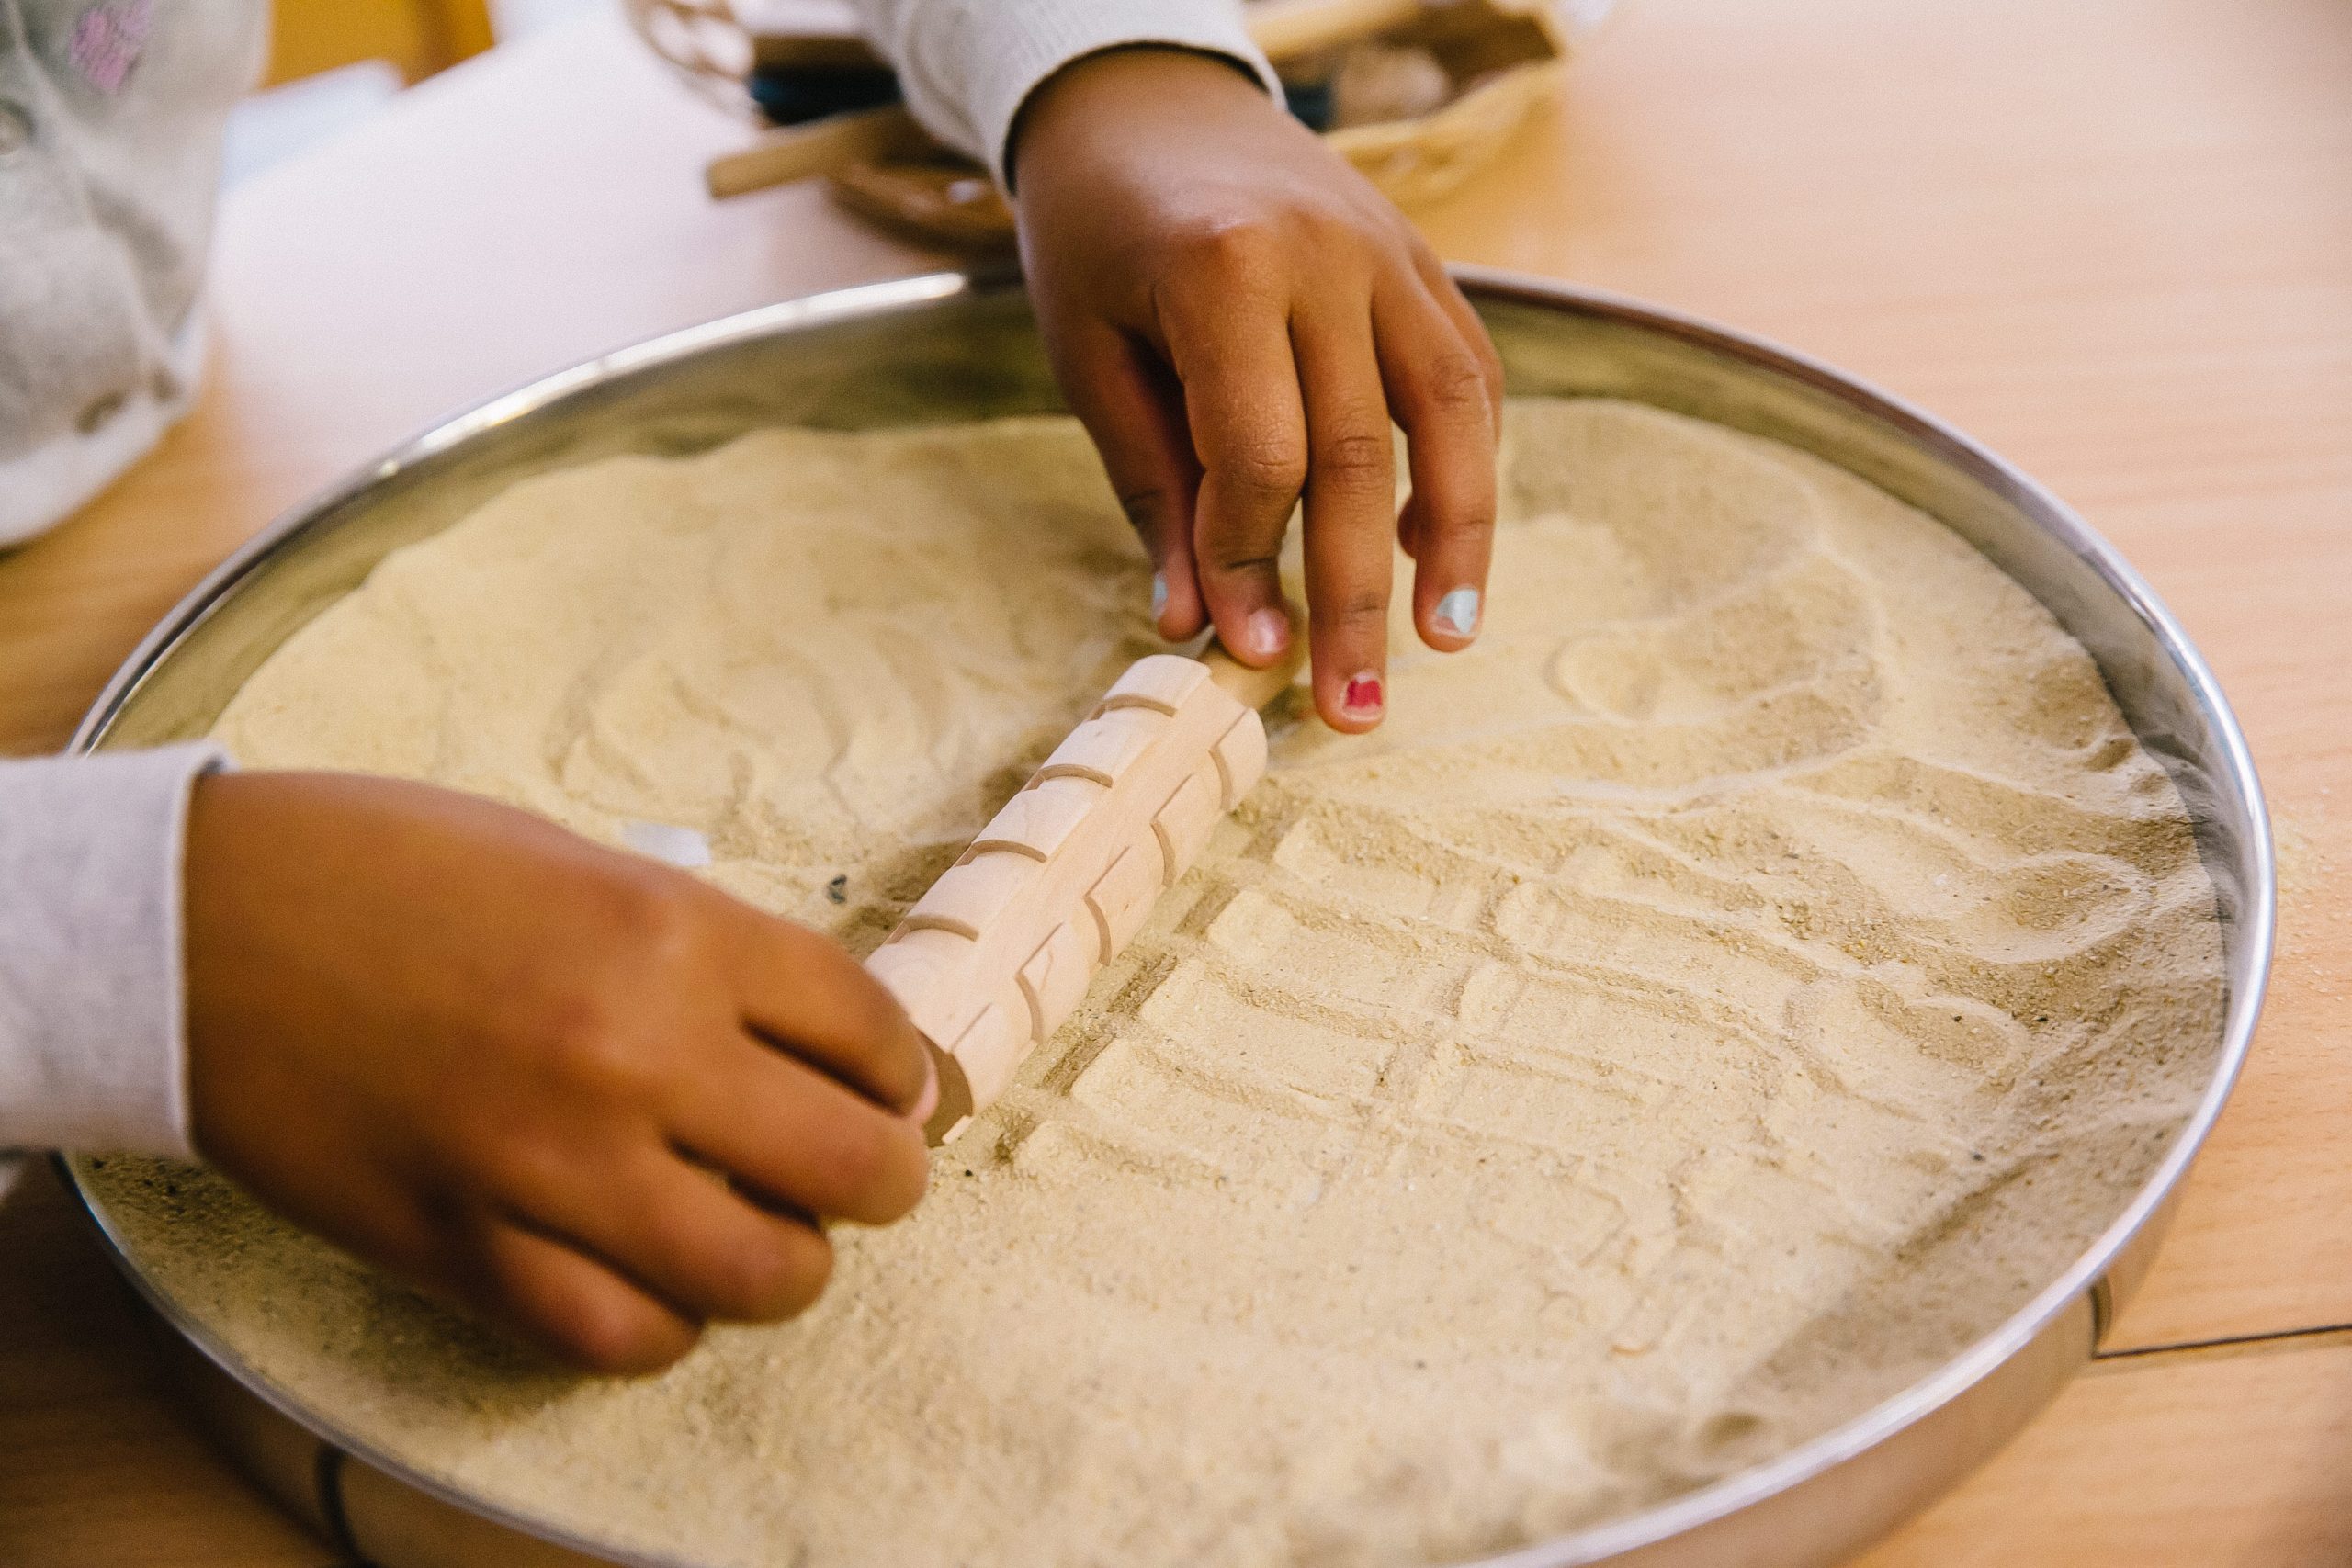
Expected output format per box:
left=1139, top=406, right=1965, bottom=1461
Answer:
left=182, top=772, right=934, bottom=1374
left=1012, top=46, right=1502, bottom=733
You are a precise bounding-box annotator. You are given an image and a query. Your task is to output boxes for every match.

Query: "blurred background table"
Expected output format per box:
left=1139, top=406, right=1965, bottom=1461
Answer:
left=2, top=3, right=2346, bottom=1563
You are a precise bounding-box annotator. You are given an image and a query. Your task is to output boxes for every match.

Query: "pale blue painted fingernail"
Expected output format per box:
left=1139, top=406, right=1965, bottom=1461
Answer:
left=1150, top=572, right=1169, bottom=620
left=1433, top=586, right=1481, bottom=638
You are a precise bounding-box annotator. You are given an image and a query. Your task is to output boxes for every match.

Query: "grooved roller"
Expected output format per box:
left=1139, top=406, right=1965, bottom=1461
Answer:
left=864, top=649, right=1288, bottom=1144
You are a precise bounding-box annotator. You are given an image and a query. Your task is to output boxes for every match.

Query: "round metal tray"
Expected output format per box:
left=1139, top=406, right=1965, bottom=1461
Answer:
left=63, top=270, right=2272, bottom=1568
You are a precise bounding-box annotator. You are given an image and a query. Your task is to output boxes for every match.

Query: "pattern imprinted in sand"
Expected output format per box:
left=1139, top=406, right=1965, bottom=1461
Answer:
left=87, top=400, right=2222, bottom=1568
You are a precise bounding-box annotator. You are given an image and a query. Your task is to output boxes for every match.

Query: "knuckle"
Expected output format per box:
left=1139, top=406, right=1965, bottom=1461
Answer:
left=1199, top=547, right=1283, bottom=583
left=537, top=995, right=659, bottom=1099
left=1328, top=585, right=1391, bottom=630
left=1317, top=426, right=1393, bottom=487
left=533, top=988, right=623, bottom=1070
left=1418, top=483, right=1498, bottom=541
left=1171, top=215, right=1283, bottom=276
left=1477, top=339, right=1506, bottom=389
left=1422, top=350, right=1495, bottom=419
left=1440, top=506, right=1498, bottom=544
left=1439, top=512, right=1496, bottom=549
left=1215, top=438, right=1308, bottom=506
left=597, top=873, right=701, bottom=970
left=538, top=991, right=635, bottom=1081
left=1287, top=197, right=1366, bottom=249
left=534, top=876, right=711, bottom=1100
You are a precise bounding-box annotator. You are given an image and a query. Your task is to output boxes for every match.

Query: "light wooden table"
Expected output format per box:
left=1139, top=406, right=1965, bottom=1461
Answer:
left=3, top=4, right=2346, bottom=1563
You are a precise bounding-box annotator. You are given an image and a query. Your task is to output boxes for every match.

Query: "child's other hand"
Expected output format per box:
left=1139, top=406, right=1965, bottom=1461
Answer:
left=1012, top=46, right=1501, bottom=733
left=182, top=772, right=934, bottom=1374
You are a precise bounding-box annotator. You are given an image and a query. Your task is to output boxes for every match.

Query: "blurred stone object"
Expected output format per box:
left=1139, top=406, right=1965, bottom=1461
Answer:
left=1329, top=39, right=1453, bottom=127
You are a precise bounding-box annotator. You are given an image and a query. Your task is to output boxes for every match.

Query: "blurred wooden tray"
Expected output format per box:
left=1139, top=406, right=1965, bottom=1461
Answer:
left=628, top=0, right=1573, bottom=247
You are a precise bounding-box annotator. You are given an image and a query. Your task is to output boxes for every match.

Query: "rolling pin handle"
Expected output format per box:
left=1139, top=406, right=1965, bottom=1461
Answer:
left=1198, top=616, right=1306, bottom=715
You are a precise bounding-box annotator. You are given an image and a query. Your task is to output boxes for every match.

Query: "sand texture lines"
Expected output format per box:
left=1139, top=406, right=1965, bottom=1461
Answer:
left=88, top=400, right=2223, bottom=1568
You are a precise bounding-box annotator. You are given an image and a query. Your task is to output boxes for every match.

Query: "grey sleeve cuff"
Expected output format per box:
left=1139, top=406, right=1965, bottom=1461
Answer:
left=853, top=0, right=1283, bottom=186
left=0, top=743, right=231, bottom=1158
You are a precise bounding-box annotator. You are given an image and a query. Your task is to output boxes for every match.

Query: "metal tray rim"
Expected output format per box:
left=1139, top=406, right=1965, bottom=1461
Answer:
left=61, top=266, right=2274, bottom=1568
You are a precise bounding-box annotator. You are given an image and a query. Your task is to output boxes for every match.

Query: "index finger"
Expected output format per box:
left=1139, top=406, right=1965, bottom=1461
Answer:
left=700, top=890, right=934, bottom=1119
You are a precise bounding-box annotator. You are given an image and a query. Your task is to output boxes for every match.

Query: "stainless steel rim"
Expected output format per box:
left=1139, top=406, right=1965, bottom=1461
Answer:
left=62, top=267, right=2274, bottom=1568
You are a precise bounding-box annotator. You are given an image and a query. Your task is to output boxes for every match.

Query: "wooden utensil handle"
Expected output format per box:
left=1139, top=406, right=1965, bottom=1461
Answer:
left=866, top=653, right=1280, bottom=1143
left=704, top=104, right=922, bottom=199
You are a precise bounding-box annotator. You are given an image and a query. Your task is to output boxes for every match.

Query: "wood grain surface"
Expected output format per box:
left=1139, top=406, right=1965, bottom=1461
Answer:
left=2, top=3, right=2346, bottom=1564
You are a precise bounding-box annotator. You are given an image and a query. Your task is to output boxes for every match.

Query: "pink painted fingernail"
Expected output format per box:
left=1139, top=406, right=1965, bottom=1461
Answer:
left=1341, top=671, right=1385, bottom=717
left=1248, top=605, right=1292, bottom=659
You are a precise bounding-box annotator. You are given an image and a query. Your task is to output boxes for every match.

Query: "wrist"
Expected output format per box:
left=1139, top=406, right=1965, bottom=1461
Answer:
left=1009, top=44, right=1275, bottom=192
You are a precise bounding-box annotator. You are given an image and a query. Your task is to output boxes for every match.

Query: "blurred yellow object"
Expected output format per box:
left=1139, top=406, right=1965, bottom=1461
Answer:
left=266, top=0, right=495, bottom=86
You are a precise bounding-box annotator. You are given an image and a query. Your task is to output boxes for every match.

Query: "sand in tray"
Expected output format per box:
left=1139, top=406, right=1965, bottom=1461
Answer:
left=87, top=398, right=2223, bottom=1568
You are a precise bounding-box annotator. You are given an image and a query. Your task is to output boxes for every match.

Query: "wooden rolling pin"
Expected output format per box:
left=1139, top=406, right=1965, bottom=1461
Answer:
left=867, top=640, right=1300, bottom=1145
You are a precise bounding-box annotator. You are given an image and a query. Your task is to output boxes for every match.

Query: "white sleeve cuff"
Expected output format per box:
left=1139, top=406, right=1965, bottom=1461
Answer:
left=856, top=0, right=1282, bottom=185
left=0, top=744, right=229, bottom=1159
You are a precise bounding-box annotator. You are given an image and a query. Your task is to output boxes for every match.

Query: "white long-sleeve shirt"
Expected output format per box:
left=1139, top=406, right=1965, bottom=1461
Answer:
left=0, top=0, right=1276, bottom=1196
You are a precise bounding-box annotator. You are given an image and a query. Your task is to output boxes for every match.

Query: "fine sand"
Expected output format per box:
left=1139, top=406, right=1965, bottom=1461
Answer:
left=87, top=399, right=2223, bottom=1567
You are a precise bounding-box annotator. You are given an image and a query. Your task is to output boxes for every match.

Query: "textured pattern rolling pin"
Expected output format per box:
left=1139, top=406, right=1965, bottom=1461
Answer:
left=867, top=639, right=1301, bottom=1144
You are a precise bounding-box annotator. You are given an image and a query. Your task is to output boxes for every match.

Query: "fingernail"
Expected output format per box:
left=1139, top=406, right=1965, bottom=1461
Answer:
left=1150, top=572, right=1169, bottom=621
left=910, top=1047, right=940, bottom=1126
left=1433, top=586, right=1480, bottom=639
left=1248, top=605, right=1292, bottom=659
left=1341, top=671, right=1385, bottom=717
